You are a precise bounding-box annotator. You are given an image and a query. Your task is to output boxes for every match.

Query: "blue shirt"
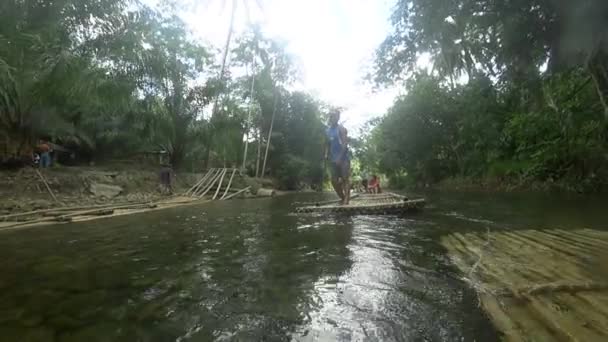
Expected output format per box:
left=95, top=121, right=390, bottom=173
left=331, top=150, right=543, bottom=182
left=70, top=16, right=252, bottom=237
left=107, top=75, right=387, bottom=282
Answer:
left=326, top=125, right=348, bottom=163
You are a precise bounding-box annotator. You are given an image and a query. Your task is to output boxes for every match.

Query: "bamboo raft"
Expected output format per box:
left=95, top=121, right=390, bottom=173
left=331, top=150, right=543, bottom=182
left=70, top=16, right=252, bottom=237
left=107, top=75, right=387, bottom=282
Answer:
left=441, top=228, right=608, bottom=341
left=294, top=192, right=425, bottom=214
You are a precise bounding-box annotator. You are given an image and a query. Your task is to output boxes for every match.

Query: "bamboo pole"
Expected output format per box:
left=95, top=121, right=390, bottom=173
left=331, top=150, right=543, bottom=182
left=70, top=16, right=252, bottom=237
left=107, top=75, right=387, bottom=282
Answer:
left=193, top=169, right=221, bottom=197
left=520, top=230, right=599, bottom=255
left=0, top=202, right=136, bottom=221
left=441, top=235, right=496, bottom=293
left=194, top=171, right=218, bottom=197
left=35, top=169, right=59, bottom=203
left=50, top=203, right=157, bottom=218
left=500, top=232, right=587, bottom=269
left=478, top=293, right=524, bottom=342
left=220, top=169, right=237, bottom=200
left=522, top=282, right=608, bottom=296
left=471, top=233, right=569, bottom=289
left=534, top=230, right=602, bottom=252
left=1, top=217, right=72, bottom=229
left=0, top=203, right=159, bottom=230
left=59, top=208, right=115, bottom=218
left=446, top=234, right=520, bottom=296
left=555, top=229, right=608, bottom=248
left=212, top=168, right=228, bottom=200
left=578, top=292, right=608, bottom=318
left=186, top=168, right=214, bottom=195
left=222, top=186, right=251, bottom=200
left=189, top=169, right=215, bottom=196
left=505, top=300, right=556, bottom=342
left=554, top=293, right=608, bottom=333
left=198, top=169, right=224, bottom=198
left=514, top=230, right=585, bottom=258
left=526, top=294, right=603, bottom=341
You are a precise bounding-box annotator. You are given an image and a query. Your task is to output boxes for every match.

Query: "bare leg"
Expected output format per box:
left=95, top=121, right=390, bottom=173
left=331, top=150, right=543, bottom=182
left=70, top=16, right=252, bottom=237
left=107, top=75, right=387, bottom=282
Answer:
left=343, top=177, right=350, bottom=205
left=331, top=177, right=344, bottom=201
left=342, top=160, right=351, bottom=205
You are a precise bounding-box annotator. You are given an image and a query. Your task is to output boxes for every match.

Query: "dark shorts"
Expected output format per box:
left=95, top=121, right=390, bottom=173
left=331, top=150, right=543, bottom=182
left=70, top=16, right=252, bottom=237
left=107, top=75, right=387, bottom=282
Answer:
left=330, top=160, right=350, bottom=180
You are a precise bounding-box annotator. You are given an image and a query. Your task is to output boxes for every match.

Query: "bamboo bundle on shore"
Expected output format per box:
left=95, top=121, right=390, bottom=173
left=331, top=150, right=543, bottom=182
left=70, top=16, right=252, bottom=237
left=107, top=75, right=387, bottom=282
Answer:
left=0, top=203, right=158, bottom=230
left=186, top=168, right=245, bottom=200
left=441, top=228, right=608, bottom=341
left=185, top=168, right=215, bottom=195
left=220, top=169, right=237, bottom=200
left=0, top=201, right=155, bottom=221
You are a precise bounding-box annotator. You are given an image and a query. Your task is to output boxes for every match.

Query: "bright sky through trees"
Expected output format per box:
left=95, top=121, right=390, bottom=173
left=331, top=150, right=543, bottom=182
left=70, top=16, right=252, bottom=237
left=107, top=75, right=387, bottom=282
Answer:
left=179, top=0, right=399, bottom=132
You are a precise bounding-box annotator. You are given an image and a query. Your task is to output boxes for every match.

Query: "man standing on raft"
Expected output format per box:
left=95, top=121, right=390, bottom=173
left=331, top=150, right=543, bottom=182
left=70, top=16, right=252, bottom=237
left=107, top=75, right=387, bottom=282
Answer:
left=325, top=110, right=350, bottom=205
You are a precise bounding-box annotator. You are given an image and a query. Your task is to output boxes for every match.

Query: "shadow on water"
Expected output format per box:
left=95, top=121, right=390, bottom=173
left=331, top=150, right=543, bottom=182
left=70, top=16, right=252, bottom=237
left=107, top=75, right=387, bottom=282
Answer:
left=3, top=190, right=604, bottom=341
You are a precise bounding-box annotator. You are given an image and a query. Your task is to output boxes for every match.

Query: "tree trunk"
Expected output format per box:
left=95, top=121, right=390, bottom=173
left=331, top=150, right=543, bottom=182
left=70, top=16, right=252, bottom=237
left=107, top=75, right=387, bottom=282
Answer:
left=242, top=55, right=257, bottom=170
left=589, top=59, right=608, bottom=120
left=204, top=0, right=238, bottom=168
left=261, top=93, right=279, bottom=178
left=255, top=127, right=262, bottom=177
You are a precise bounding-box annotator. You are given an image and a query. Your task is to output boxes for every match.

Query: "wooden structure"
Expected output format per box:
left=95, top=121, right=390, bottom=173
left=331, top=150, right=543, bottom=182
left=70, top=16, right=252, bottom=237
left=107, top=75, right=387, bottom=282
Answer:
left=441, top=229, right=608, bottom=341
left=294, top=192, right=425, bottom=214
left=185, top=168, right=248, bottom=200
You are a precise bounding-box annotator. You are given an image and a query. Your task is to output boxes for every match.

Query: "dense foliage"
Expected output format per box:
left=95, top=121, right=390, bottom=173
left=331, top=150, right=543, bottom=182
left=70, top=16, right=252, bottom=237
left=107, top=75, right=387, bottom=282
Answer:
left=0, top=0, right=327, bottom=189
left=365, top=0, right=608, bottom=192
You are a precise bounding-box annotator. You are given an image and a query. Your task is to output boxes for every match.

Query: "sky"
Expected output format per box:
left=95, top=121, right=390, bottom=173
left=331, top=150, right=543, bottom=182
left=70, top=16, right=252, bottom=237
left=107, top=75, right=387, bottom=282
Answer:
left=178, top=0, right=400, bottom=133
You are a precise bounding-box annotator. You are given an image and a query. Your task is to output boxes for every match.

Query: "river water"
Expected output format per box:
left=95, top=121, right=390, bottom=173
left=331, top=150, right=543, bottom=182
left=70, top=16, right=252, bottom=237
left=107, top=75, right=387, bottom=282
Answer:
left=0, top=191, right=606, bottom=341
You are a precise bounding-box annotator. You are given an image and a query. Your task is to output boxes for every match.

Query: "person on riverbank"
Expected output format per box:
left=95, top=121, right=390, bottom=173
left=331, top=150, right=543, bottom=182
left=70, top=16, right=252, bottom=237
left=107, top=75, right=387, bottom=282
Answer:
left=368, top=175, right=381, bottom=194
left=324, top=110, right=350, bottom=205
left=37, top=140, right=51, bottom=168
left=159, top=164, right=173, bottom=195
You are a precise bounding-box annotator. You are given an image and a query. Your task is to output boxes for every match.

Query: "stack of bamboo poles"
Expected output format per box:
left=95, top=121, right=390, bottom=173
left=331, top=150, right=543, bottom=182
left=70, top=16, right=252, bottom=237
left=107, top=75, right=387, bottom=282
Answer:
left=0, top=202, right=158, bottom=229
left=185, top=168, right=250, bottom=200
left=441, top=229, right=608, bottom=341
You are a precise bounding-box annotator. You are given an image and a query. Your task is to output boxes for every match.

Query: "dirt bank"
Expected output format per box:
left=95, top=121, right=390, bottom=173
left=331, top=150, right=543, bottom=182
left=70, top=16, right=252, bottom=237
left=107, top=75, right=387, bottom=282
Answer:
left=0, top=164, right=271, bottom=215
left=1, top=166, right=192, bottom=215
left=0, top=164, right=280, bottom=230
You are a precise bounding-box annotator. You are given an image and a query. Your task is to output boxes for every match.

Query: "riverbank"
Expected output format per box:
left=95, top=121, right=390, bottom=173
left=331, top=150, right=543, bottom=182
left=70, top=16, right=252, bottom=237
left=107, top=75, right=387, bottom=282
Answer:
left=0, top=165, right=278, bottom=230
left=0, top=166, right=194, bottom=215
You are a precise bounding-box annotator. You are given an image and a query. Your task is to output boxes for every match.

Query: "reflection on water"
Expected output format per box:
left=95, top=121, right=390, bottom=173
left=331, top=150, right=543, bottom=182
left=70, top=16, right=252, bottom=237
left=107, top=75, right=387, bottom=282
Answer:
left=293, top=214, right=492, bottom=342
left=2, top=191, right=604, bottom=341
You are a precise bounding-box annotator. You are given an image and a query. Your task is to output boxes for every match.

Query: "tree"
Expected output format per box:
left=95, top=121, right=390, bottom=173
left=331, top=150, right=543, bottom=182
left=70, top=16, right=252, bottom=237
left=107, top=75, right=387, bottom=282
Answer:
left=0, top=0, right=135, bottom=157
